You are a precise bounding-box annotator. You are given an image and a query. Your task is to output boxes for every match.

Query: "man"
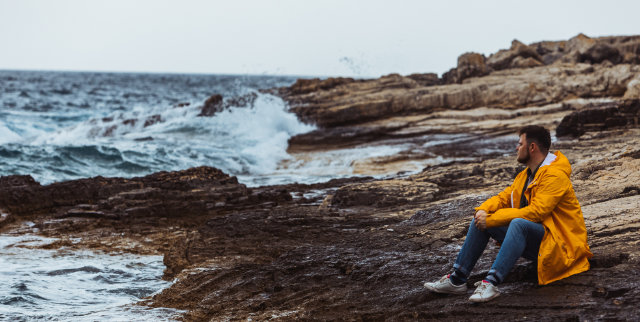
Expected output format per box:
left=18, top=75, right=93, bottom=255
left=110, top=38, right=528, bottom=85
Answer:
left=424, top=125, right=592, bottom=302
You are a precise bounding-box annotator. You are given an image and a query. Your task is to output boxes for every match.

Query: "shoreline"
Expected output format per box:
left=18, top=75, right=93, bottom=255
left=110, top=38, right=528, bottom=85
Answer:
left=1, top=33, right=640, bottom=320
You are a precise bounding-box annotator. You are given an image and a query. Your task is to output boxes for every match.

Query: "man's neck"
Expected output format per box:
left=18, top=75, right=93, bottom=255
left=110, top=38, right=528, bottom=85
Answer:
left=526, top=152, right=547, bottom=170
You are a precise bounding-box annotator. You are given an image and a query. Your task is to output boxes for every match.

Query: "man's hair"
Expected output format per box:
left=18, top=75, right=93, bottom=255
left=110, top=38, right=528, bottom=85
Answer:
left=519, top=125, right=551, bottom=153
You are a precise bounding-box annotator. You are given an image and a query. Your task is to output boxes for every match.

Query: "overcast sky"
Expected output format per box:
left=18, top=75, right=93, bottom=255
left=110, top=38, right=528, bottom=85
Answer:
left=1, top=0, right=638, bottom=77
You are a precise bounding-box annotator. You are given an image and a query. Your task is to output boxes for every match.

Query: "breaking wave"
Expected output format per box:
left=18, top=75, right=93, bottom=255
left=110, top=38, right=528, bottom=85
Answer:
left=0, top=70, right=313, bottom=185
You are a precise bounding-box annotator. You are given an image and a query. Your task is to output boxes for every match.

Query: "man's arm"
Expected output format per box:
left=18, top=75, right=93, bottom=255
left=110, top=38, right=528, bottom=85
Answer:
left=485, top=169, right=570, bottom=227
left=473, top=178, right=520, bottom=230
left=475, top=178, right=518, bottom=214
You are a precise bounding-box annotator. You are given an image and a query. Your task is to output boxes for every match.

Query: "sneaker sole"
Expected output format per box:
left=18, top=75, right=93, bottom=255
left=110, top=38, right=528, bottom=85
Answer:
left=423, top=283, right=467, bottom=295
left=468, top=292, right=500, bottom=303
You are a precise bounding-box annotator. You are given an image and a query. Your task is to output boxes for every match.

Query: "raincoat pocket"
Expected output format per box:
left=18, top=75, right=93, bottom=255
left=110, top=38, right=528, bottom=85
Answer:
left=541, top=230, right=575, bottom=269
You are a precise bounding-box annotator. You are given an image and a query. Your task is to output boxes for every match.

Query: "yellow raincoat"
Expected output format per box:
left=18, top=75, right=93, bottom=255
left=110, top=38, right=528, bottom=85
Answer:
left=476, top=151, right=592, bottom=285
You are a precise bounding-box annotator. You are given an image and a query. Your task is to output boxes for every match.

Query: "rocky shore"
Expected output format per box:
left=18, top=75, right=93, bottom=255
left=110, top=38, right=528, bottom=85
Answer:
left=1, top=33, right=640, bottom=320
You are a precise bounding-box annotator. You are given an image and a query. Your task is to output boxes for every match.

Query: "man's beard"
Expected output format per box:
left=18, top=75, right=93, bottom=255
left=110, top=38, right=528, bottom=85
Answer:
left=517, top=149, right=530, bottom=164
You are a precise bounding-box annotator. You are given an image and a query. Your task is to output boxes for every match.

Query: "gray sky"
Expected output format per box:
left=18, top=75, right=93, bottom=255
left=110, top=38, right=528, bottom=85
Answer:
left=1, top=0, right=638, bottom=77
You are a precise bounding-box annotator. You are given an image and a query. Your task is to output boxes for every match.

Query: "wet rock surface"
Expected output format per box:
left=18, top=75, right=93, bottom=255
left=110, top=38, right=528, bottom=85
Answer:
left=556, top=99, right=640, bottom=137
left=2, top=34, right=640, bottom=320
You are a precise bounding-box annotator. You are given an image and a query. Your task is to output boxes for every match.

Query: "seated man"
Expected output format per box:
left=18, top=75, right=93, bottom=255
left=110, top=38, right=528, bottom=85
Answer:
left=424, top=125, right=592, bottom=302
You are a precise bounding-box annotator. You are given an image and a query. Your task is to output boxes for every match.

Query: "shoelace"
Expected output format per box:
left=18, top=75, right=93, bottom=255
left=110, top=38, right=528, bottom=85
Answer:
left=473, top=281, right=489, bottom=294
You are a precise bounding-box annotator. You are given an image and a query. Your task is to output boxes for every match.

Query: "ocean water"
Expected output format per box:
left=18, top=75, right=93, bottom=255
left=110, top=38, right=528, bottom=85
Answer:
left=0, top=70, right=509, bottom=187
left=0, top=232, right=184, bottom=321
left=0, top=70, right=313, bottom=186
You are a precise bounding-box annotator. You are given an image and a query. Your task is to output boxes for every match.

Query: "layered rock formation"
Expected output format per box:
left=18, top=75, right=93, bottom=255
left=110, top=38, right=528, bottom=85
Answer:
left=1, top=34, right=640, bottom=320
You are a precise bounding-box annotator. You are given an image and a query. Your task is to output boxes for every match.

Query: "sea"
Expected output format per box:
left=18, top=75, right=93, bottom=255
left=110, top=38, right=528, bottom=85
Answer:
left=0, top=70, right=315, bottom=187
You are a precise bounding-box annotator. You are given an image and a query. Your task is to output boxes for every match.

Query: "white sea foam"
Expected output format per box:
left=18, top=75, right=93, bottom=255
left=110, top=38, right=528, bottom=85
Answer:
left=0, top=121, right=23, bottom=145
left=0, top=234, right=184, bottom=321
left=239, top=144, right=411, bottom=186
left=24, top=92, right=315, bottom=183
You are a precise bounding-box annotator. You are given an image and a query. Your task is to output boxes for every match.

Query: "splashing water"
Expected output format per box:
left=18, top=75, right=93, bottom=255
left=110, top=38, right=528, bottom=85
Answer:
left=0, top=234, right=184, bottom=321
left=0, top=70, right=314, bottom=185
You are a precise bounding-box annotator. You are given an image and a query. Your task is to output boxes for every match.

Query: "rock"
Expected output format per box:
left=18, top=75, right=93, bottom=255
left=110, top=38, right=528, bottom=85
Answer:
left=122, top=119, right=137, bottom=126
left=531, top=40, right=567, bottom=65
left=623, top=76, right=640, bottom=99
left=579, top=43, right=622, bottom=64
left=405, top=73, right=440, bottom=86
left=487, top=39, right=542, bottom=71
left=0, top=175, right=40, bottom=187
left=144, top=114, right=163, bottom=127
left=623, top=52, right=640, bottom=64
left=331, top=180, right=439, bottom=207
left=173, top=102, right=190, bottom=108
left=226, top=92, right=257, bottom=108
left=0, top=211, right=13, bottom=229
left=271, top=35, right=640, bottom=129
left=442, top=52, right=488, bottom=84
left=0, top=166, right=249, bottom=217
left=287, top=77, right=357, bottom=95
left=510, top=56, right=544, bottom=68
left=198, top=94, right=224, bottom=117
left=556, top=99, right=640, bottom=137
left=196, top=92, right=260, bottom=117
left=565, top=33, right=597, bottom=58
left=281, top=63, right=639, bottom=128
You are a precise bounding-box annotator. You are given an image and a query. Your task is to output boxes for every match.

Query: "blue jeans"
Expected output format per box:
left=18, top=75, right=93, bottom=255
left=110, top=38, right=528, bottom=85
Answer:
left=453, top=218, right=545, bottom=284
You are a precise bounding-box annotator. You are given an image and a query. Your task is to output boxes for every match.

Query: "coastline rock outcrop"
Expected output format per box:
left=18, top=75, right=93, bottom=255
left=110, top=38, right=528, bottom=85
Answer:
left=2, top=33, right=640, bottom=320
left=277, top=63, right=638, bottom=129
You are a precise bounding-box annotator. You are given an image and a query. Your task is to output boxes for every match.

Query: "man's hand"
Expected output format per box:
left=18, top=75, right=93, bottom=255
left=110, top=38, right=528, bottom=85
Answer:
left=474, top=210, right=488, bottom=230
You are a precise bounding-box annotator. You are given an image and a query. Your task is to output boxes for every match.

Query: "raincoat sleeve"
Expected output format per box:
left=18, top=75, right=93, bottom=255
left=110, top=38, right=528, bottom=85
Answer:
left=475, top=180, right=517, bottom=214
left=485, top=169, right=570, bottom=227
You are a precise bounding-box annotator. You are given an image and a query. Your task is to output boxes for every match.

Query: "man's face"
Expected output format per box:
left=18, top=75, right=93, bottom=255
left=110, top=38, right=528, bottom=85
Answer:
left=516, top=134, right=530, bottom=164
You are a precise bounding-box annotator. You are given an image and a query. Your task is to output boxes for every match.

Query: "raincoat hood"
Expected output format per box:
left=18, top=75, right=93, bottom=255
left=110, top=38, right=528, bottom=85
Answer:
left=542, top=151, right=571, bottom=178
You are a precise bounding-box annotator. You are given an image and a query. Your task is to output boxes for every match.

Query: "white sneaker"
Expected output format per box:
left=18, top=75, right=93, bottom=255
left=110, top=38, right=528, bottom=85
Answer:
left=469, top=280, right=500, bottom=302
left=424, top=274, right=468, bottom=295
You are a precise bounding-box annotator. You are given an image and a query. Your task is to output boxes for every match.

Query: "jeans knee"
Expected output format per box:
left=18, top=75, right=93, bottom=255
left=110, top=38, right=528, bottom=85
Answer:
left=509, top=218, right=532, bottom=231
left=469, top=218, right=481, bottom=232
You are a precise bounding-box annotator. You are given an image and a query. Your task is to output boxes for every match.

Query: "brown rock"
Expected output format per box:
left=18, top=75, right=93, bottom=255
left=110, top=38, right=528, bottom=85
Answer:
left=565, top=33, right=597, bottom=57
left=405, top=73, right=440, bottom=86
left=0, top=175, right=40, bottom=187
left=487, top=39, right=542, bottom=71
left=556, top=99, right=640, bottom=137
left=510, top=56, right=544, bottom=68
left=0, top=166, right=248, bottom=217
left=531, top=40, right=567, bottom=65
left=331, top=180, right=439, bottom=207
left=226, top=92, right=257, bottom=108
left=144, top=114, right=163, bottom=127
left=623, top=76, right=640, bottom=99
left=442, top=52, right=489, bottom=84
left=579, top=43, right=622, bottom=64
left=198, top=94, right=224, bottom=117
left=284, top=63, right=639, bottom=128
left=288, top=77, right=357, bottom=95
left=173, top=102, right=190, bottom=108
left=457, top=52, right=489, bottom=79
